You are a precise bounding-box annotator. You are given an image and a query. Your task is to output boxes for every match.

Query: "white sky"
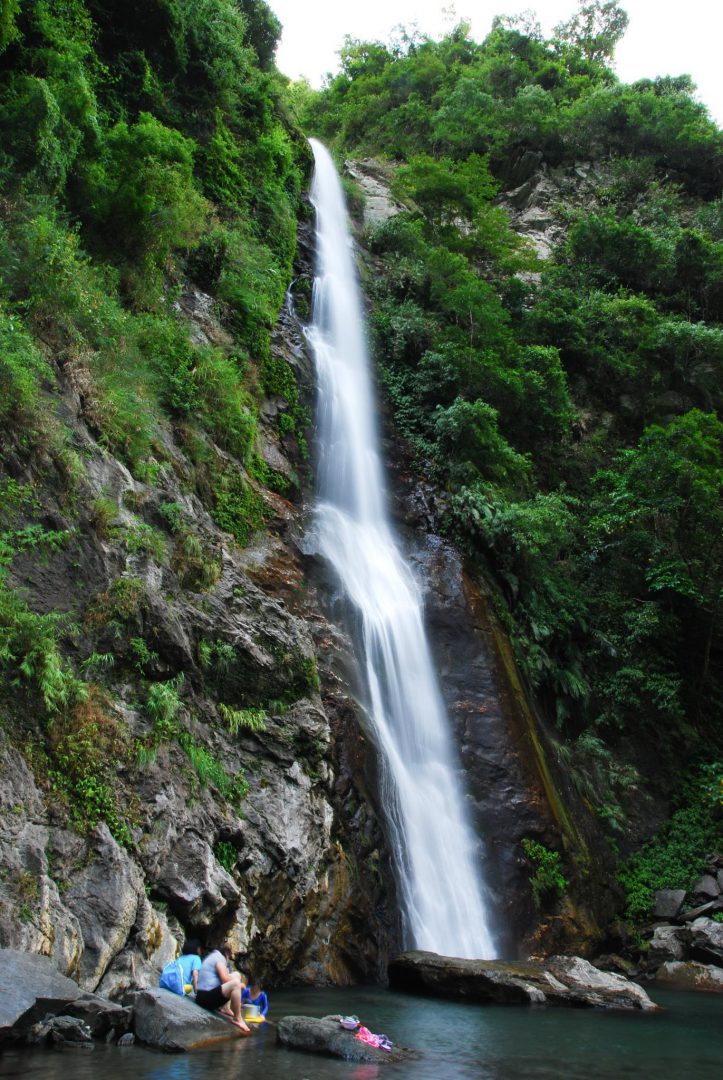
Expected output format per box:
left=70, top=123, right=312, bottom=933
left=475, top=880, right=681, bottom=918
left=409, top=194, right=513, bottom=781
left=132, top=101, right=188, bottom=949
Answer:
left=268, top=0, right=723, bottom=126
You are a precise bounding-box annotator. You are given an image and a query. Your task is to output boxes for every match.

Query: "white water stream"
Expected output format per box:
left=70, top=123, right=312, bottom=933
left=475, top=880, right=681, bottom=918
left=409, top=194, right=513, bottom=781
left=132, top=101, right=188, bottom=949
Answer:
left=307, top=140, right=496, bottom=959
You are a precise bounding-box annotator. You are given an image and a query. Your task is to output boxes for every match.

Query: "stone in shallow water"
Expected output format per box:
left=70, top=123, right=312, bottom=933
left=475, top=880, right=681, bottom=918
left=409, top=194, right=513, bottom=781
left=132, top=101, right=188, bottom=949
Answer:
left=277, top=1016, right=411, bottom=1063
left=654, top=961, right=723, bottom=992
left=388, top=950, right=658, bottom=1011
left=131, top=988, right=246, bottom=1052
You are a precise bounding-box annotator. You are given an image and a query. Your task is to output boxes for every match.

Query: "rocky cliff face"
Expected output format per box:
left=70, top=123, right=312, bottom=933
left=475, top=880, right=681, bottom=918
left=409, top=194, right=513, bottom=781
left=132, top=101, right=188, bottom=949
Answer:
left=0, top=227, right=399, bottom=993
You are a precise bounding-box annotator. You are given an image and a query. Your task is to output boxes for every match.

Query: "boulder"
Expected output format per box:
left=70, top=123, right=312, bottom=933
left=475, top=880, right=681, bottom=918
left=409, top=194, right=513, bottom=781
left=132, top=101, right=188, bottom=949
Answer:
left=693, top=875, right=720, bottom=899
left=654, top=961, right=723, bottom=992
left=0, top=948, right=133, bottom=1045
left=277, top=1016, right=408, bottom=1063
left=649, top=925, right=686, bottom=965
left=0, top=949, right=83, bottom=1043
left=684, top=917, right=723, bottom=966
left=131, top=988, right=246, bottom=1052
left=653, top=889, right=686, bottom=919
left=388, top=950, right=657, bottom=1011
left=27, top=1015, right=94, bottom=1046
left=64, top=993, right=133, bottom=1038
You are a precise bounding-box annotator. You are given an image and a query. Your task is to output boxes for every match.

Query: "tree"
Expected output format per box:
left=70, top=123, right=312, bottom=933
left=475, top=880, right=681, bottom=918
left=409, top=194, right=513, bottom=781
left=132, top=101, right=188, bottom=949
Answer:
left=554, top=1, right=629, bottom=64
left=591, top=410, right=723, bottom=720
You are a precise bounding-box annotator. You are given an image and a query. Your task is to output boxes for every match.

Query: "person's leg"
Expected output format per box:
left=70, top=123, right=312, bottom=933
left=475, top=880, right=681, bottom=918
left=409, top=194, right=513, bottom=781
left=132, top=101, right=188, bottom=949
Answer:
left=218, top=972, right=242, bottom=1015
left=221, top=981, right=250, bottom=1031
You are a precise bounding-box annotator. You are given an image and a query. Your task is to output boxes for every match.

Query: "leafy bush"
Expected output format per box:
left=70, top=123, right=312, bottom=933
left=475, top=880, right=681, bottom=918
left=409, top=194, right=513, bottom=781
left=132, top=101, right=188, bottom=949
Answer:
left=212, top=469, right=266, bottom=547
left=619, top=764, right=723, bottom=919
left=48, top=693, right=132, bottom=845
left=219, top=703, right=267, bottom=734
left=521, top=838, right=567, bottom=908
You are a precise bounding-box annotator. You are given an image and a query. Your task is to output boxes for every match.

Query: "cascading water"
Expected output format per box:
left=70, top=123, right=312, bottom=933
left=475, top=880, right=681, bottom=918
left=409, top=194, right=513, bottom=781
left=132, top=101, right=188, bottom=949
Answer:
left=307, top=139, right=496, bottom=959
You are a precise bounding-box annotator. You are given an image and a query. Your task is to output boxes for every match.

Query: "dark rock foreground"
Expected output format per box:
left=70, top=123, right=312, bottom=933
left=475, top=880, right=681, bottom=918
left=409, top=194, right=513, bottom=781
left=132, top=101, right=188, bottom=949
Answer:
left=0, top=948, right=239, bottom=1051
left=0, top=949, right=130, bottom=1045
left=388, top=950, right=658, bottom=1010
left=277, top=1015, right=411, bottom=1063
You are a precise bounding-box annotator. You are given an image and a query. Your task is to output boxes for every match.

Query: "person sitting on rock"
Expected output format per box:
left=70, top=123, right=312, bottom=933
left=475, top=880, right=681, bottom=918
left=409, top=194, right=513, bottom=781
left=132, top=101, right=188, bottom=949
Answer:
left=194, top=944, right=250, bottom=1033
left=178, top=937, right=202, bottom=995
left=242, top=976, right=269, bottom=1019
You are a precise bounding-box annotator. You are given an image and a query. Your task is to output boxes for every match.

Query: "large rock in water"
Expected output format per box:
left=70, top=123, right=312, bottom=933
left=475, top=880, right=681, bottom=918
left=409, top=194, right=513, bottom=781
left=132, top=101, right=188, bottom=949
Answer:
left=0, top=949, right=127, bottom=1044
left=654, top=961, right=723, bottom=992
left=0, top=949, right=82, bottom=1042
left=277, top=1016, right=409, bottom=1064
left=131, top=988, right=246, bottom=1052
left=388, top=951, right=658, bottom=1011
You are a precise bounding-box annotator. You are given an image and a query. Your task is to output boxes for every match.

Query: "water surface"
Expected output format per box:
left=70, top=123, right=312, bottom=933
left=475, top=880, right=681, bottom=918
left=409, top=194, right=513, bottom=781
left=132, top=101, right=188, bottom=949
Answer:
left=2, top=986, right=722, bottom=1080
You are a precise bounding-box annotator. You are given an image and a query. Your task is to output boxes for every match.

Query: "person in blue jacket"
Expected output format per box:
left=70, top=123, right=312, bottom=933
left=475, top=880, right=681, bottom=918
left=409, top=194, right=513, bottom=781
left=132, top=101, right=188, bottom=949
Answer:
left=178, top=938, right=202, bottom=995
left=242, top=977, right=269, bottom=1018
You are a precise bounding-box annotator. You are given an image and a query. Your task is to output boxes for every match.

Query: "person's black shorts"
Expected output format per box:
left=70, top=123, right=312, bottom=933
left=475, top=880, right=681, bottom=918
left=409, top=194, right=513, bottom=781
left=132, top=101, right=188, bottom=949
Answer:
left=195, top=986, right=227, bottom=1011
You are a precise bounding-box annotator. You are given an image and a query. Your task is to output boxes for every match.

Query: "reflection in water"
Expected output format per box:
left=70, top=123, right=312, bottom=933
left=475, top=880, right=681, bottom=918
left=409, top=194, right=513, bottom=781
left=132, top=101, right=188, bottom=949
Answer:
left=351, top=1066, right=381, bottom=1080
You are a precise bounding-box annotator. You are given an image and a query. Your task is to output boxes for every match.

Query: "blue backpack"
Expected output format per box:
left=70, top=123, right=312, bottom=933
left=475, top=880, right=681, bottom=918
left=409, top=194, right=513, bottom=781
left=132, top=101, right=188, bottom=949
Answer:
left=159, top=958, right=185, bottom=996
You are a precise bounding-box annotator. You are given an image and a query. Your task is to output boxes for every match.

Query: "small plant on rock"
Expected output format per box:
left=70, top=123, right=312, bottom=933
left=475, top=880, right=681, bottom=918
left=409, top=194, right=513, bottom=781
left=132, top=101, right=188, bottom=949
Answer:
left=521, top=838, right=567, bottom=909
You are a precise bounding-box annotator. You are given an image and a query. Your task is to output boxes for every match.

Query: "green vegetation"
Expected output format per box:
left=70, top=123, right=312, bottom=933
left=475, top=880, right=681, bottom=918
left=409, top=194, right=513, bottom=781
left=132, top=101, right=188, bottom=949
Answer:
left=0, top=0, right=308, bottom=476
left=140, top=677, right=249, bottom=802
left=219, top=703, right=267, bottom=735
left=619, top=763, right=723, bottom=918
left=521, top=838, right=568, bottom=908
left=213, top=838, right=238, bottom=873
left=304, top=1, right=723, bottom=918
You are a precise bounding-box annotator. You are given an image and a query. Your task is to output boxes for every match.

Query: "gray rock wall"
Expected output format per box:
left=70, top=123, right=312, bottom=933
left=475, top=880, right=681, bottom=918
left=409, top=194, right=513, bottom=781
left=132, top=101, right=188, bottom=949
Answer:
left=0, top=261, right=397, bottom=993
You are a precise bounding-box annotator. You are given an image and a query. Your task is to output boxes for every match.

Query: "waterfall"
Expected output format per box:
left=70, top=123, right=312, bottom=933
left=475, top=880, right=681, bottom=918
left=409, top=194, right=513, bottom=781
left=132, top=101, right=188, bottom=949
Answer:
left=306, top=139, right=496, bottom=960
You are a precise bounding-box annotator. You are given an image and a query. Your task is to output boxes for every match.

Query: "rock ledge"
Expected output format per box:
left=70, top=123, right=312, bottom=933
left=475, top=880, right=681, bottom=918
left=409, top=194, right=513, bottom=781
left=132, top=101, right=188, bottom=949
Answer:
left=388, top=950, right=658, bottom=1011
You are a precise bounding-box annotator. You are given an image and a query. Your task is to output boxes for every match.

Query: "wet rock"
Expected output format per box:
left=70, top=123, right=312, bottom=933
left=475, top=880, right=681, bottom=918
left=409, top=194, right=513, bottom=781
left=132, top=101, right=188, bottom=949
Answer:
left=131, top=988, right=246, bottom=1052
left=653, top=889, right=686, bottom=919
left=654, top=961, right=723, bottom=992
left=0, top=947, right=133, bottom=1046
left=277, top=1015, right=409, bottom=1063
left=388, top=950, right=657, bottom=1011
left=118, top=1032, right=135, bottom=1046
left=396, top=527, right=618, bottom=956
left=67, top=994, right=132, bottom=1038
left=0, top=949, right=83, bottom=1043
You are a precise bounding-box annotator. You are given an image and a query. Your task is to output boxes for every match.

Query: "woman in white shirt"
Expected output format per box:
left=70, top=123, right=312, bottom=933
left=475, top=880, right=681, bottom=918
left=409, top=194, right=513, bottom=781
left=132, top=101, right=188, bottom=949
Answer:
left=195, top=944, right=250, bottom=1032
